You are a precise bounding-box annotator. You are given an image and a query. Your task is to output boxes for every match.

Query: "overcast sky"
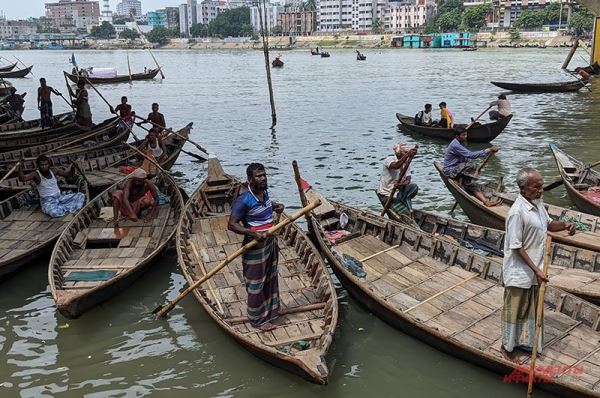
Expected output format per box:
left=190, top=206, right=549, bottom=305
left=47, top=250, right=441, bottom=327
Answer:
left=2, top=1, right=183, bottom=20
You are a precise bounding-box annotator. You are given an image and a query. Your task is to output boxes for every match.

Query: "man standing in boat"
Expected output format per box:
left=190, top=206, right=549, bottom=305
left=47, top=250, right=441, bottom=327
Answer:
left=377, top=143, right=419, bottom=216
left=501, top=168, right=575, bottom=360
left=228, top=163, right=284, bottom=331
left=443, top=128, right=499, bottom=207
left=141, top=103, right=166, bottom=134
left=37, top=78, right=61, bottom=129
left=67, top=80, right=93, bottom=131
left=488, top=94, right=512, bottom=121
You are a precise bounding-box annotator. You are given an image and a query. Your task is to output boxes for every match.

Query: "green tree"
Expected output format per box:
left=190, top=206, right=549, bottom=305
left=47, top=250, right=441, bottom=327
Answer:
left=509, top=27, right=521, bottom=41
left=190, top=23, right=208, bottom=37
left=208, top=7, right=251, bottom=38
left=436, top=9, right=463, bottom=32
left=438, top=0, right=464, bottom=15
left=146, top=26, right=174, bottom=45
left=120, top=28, right=139, bottom=40
left=272, top=25, right=283, bottom=35
left=240, top=23, right=254, bottom=37
left=515, top=3, right=567, bottom=28
left=514, top=10, right=544, bottom=28
left=461, top=3, right=491, bottom=30
left=569, top=6, right=594, bottom=36
left=372, top=18, right=384, bottom=33
left=90, top=21, right=116, bottom=39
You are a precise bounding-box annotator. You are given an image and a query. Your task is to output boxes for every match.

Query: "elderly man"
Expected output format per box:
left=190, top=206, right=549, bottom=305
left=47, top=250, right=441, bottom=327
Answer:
left=112, top=168, right=159, bottom=226
left=443, top=128, right=499, bottom=207
left=501, top=167, right=575, bottom=360
left=377, top=142, right=419, bottom=216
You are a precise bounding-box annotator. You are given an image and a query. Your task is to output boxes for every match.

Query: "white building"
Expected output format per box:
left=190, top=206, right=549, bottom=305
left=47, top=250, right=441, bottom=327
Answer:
left=188, top=0, right=198, bottom=31
left=113, top=21, right=151, bottom=37
left=385, top=0, right=436, bottom=32
left=197, top=1, right=226, bottom=26
left=179, top=4, right=189, bottom=36
left=250, top=4, right=283, bottom=33
left=116, top=0, right=142, bottom=17
left=318, top=0, right=387, bottom=32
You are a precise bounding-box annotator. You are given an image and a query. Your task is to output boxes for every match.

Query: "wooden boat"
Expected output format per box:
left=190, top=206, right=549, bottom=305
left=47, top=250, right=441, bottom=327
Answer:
left=463, top=47, right=478, bottom=51
left=0, top=111, right=75, bottom=133
left=65, top=68, right=160, bottom=85
left=272, top=58, right=284, bottom=68
left=433, top=161, right=600, bottom=252
left=0, top=117, right=124, bottom=165
left=0, top=110, right=19, bottom=125
left=356, top=51, right=366, bottom=61
left=320, top=52, right=331, bottom=58
left=377, top=197, right=600, bottom=303
left=303, top=180, right=600, bottom=398
left=0, top=180, right=88, bottom=281
left=49, top=172, right=184, bottom=318
left=550, top=144, right=600, bottom=217
left=310, top=50, right=320, bottom=55
left=396, top=113, right=512, bottom=143
left=0, top=63, right=17, bottom=72
left=490, top=80, right=587, bottom=93
left=0, top=123, right=192, bottom=196
left=0, top=66, right=33, bottom=79
left=176, top=157, right=338, bottom=384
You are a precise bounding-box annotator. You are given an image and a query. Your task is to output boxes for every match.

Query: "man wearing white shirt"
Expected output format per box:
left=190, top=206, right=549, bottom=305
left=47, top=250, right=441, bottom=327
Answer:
left=501, top=168, right=574, bottom=360
left=377, top=142, right=418, bottom=216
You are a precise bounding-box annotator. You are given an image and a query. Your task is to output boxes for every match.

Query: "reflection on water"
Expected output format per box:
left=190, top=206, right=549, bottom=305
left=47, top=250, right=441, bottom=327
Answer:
left=2, top=47, right=595, bottom=397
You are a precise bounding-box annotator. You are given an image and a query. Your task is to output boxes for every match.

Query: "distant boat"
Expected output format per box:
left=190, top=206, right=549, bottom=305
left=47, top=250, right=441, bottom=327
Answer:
left=463, top=47, right=477, bottom=51
left=272, top=58, right=284, bottom=68
left=356, top=50, right=366, bottom=60
left=320, top=52, right=330, bottom=58
left=48, top=42, right=65, bottom=50
left=490, top=80, right=588, bottom=93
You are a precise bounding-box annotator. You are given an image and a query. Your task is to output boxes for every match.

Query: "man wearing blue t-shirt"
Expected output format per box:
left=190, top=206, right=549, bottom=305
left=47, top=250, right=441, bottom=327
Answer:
left=228, top=163, right=284, bottom=331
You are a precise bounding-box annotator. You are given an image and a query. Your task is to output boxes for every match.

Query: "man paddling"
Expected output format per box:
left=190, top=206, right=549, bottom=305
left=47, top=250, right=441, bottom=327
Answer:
left=111, top=96, right=134, bottom=127
left=112, top=168, right=159, bottom=225
left=6, top=87, right=25, bottom=119
left=377, top=142, right=419, bottom=216
left=228, top=163, right=285, bottom=331
left=140, top=103, right=166, bottom=134
left=37, top=78, right=61, bottom=129
left=443, top=128, right=499, bottom=207
left=501, top=168, right=575, bottom=361
left=488, top=94, right=512, bottom=121
left=67, top=80, right=93, bottom=130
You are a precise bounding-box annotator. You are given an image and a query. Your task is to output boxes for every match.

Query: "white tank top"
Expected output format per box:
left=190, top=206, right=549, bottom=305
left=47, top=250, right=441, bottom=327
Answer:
left=148, top=137, right=163, bottom=158
left=37, top=170, right=61, bottom=198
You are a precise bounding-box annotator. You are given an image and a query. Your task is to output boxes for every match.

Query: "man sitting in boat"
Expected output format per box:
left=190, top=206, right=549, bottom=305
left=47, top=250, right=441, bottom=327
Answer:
left=377, top=143, right=419, bottom=216
left=443, top=128, right=500, bottom=207
left=17, top=155, right=85, bottom=218
left=488, top=94, right=512, bottom=121
left=6, top=87, right=25, bottom=119
left=112, top=168, right=159, bottom=225
left=501, top=168, right=574, bottom=361
left=111, top=96, right=134, bottom=126
left=414, top=104, right=433, bottom=126
left=437, top=102, right=453, bottom=128
left=228, top=163, right=284, bottom=331
left=141, top=128, right=167, bottom=177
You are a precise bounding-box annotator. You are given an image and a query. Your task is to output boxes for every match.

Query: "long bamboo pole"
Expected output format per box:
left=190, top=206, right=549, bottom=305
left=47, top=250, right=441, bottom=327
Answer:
left=130, top=12, right=165, bottom=79
left=381, top=146, right=418, bottom=216
left=258, top=0, right=277, bottom=127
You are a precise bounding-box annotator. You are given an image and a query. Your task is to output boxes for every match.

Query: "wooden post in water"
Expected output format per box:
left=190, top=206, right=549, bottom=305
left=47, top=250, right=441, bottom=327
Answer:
left=258, top=0, right=277, bottom=127
left=562, top=38, right=579, bottom=70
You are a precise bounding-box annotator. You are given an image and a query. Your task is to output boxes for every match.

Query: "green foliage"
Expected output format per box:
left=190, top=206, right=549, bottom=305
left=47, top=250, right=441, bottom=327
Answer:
left=436, top=9, right=462, bottom=32
left=120, top=28, right=139, bottom=40
left=508, top=27, right=520, bottom=40
left=208, top=7, right=251, bottom=38
left=569, top=6, right=594, bottom=36
left=90, top=21, right=116, bottom=39
left=461, top=3, right=491, bottom=31
left=372, top=18, right=384, bottom=34
left=146, top=26, right=175, bottom=45
left=190, top=23, right=208, bottom=37
left=515, top=2, right=567, bottom=28
left=272, top=25, right=283, bottom=35
left=438, top=0, right=464, bottom=15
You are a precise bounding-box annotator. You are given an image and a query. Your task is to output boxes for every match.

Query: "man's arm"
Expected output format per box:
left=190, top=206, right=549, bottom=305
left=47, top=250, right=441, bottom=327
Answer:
left=145, top=181, right=160, bottom=219
left=121, top=180, right=138, bottom=220
left=388, top=148, right=418, bottom=170
left=52, top=164, right=75, bottom=178
left=37, top=87, right=41, bottom=108
left=548, top=220, right=575, bottom=235
left=507, top=212, right=548, bottom=284
left=228, top=199, right=265, bottom=241
left=17, top=162, right=40, bottom=183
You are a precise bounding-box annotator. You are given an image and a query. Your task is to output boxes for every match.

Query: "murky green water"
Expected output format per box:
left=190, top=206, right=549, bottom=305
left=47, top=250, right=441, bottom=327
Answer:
left=1, top=48, right=598, bottom=397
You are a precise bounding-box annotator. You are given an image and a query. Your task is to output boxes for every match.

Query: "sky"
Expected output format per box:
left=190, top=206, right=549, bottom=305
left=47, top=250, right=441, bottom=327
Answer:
left=2, top=1, right=183, bottom=20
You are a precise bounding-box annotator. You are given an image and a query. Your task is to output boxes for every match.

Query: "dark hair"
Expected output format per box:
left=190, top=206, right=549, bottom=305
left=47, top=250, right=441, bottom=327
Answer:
left=77, top=79, right=85, bottom=86
left=454, top=127, right=466, bottom=136
left=39, top=77, right=46, bottom=83
left=498, top=94, right=507, bottom=99
left=246, top=163, right=265, bottom=179
left=121, top=96, right=127, bottom=101
left=36, top=155, right=50, bottom=167
left=425, top=103, right=432, bottom=109
left=439, top=102, right=446, bottom=107
left=152, top=102, right=159, bottom=107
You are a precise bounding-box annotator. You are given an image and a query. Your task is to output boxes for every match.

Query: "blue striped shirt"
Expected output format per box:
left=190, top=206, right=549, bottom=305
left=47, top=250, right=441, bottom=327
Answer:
left=231, top=190, right=273, bottom=231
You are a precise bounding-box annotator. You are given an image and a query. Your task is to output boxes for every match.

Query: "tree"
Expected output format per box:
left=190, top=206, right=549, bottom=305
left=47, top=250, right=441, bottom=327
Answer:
left=272, top=25, right=283, bottom=35
left=190, top=23, right=208, bottom=37
left=208, top=7, right=251, bottom=38
left=438, top=0, right=464, bottom=15
left=569, top=6, right=594, bottom=36
left=146, top=26, right=174, bottom=45
left=508, top=27, right=521, bottom=41
left=240, top=23, right=254, bottom=37
left=372, top=18, right=384, bottom=34
left=461, top=3, right=491, bottom=30
left=515, top=3, right=567, bottom=28
left=436, top=9, right=462, bottom=32
left=120, top=28, right=139, bottom=40
left=514, top=10, right=544, bottom=28
left=89, top=21, right=116, bottom=39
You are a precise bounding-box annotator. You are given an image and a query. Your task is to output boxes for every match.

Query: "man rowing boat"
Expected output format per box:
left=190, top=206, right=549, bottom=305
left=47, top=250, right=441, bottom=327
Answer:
left=377, top=142, right=419, bottom=216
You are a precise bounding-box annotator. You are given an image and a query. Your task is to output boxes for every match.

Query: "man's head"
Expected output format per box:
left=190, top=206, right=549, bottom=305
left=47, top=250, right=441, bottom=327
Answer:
left=131, top=168, right=147, bottom=181
left=246, top=163, right=267, bottom=191
left=36, top=155, right=50, bottom=172
left=152, top=103, right=159, bottom=112
left=424, top=103, right=432, bottom=112
left=454, top=127, right=468, bottom=142
left=516, top=167, right=544, bottom=202
left=148, top=127, right=160, bottom=139
left=77, top=80, right=85, bottom=88
left=498, top=94, right=507, bottom=100
left=9, top=87, right=16, bottom=94
left=39, top=78, right=47, bottom=86
left=439, top=102, right=446, bottom=109
left=121, top=96, right=128, bottom=104
left=393, top=142, right=408, bottom=159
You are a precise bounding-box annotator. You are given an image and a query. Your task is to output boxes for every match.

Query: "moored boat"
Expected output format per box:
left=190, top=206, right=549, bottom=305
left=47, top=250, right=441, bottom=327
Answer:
left=49, top=172, right=183, bottom=318
left=176, top=157, right=338, bottom=384
left=433, top=161, right=600, bottom=252
left=302, top=178, right=600, bottom=398
left=0, top=65, right=33, bottom=79
left=0, top=62, right=17, bottom=72
left=490, top=80, right=587, bottom=93
left=396, top=113, right=512, bottom=143
left=65, top=68, right=160, bottom=85
left=549, top=144, right=600, bottom=217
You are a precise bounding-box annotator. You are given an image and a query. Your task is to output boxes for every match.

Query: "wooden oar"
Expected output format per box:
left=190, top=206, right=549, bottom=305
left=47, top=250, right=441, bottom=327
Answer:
left=465, top=105, right=492, bottom=131
left=527, top=236, right=552, bottom=398
left=586, top=159, right=600, bottom=169
left=124, top=142, right=171, bottom=176
left=292, top=160, right=312, bottom=227
left=133, top=118, right=206, bottom=162
left=0, top=161, right=21, bottom=186
left=380, top=146, right=418, bottom=216
left=134, top=115, right=208, bottom=155
left=130, top=13, right=165, bottom=79
left=153, top=199, right=322, bottom=318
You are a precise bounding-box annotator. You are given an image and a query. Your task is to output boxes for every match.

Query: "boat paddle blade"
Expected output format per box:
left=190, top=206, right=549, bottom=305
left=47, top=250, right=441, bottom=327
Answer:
left=543, top=180, right=563, bottom=191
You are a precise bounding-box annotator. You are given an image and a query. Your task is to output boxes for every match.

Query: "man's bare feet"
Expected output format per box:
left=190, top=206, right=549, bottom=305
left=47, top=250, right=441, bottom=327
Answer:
left=484, top=198, right=502, bottom=207
left=501, top=345, right=516, bottom=362
left=258, top=322, right=275, bottom=332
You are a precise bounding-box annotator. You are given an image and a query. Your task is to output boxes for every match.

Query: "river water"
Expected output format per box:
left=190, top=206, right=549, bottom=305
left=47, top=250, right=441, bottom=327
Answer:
left=1, top=48, right=598, bottom=397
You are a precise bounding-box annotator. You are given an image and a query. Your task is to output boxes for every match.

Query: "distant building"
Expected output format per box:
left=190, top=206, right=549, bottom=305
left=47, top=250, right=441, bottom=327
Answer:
left=471, top=0, right=574, bottom=28
left=147, top=10, right=167, bottom=28
left=165, top=7, right=180, bottom=29
left=116, top=0, right=142, bottom=17
left=317, top=0, right=387, bottom=32
left=197, top=1, right=225, bottom=26
left=113, top=21, right=151, bottom=38
left=250, top=4, right=282, bottom=33
left=188, top=0, right=198, bottom=33
left=45, top=0, right=100, bottom=32
left=99, top=0, right=113, bottom=24
left=277, top=9, right=317, bottom=35
left=179, top=3, right=189, bottom=36
left=385, top=0, right=436, bottom=33
left=0, top=17, right=37, bottom=39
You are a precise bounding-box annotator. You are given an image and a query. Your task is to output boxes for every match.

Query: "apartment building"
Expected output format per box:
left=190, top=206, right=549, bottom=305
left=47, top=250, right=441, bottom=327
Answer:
left=385, top=0, right=436, bottom=32
left=45, top=0, right=100, bottom=31
left=318, top=0, right=387, bottom=32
